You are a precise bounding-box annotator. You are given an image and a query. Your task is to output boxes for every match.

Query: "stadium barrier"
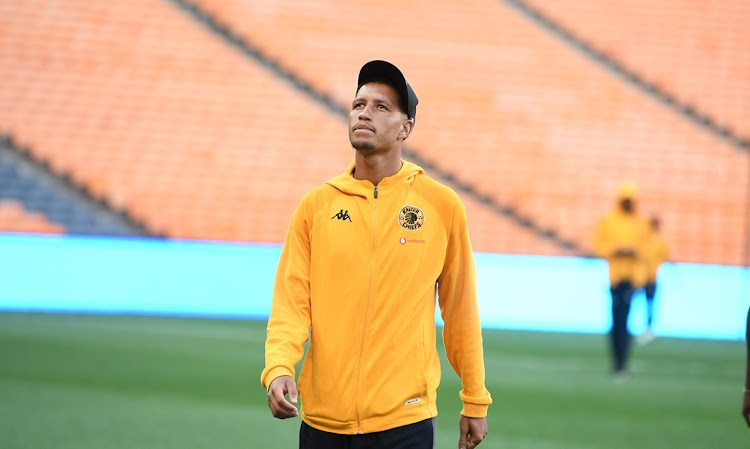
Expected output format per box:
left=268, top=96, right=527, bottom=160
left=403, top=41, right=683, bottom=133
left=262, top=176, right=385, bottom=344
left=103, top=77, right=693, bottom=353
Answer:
left=0, top=233, right=746, bottom=340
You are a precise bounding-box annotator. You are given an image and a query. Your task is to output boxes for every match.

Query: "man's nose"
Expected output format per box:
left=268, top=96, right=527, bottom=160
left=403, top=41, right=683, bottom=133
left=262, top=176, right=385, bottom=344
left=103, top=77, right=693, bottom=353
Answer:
left=358, top=105, right=373, bottom=120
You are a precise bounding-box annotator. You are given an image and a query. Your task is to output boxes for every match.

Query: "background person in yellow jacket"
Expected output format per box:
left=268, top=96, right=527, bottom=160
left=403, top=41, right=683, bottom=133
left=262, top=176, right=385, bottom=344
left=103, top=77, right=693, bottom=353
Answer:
left=594, top=182, right=651, bottom=380
left=638, top=215, right=670, bottom=345
left=262, top=60, right=491, bottom=449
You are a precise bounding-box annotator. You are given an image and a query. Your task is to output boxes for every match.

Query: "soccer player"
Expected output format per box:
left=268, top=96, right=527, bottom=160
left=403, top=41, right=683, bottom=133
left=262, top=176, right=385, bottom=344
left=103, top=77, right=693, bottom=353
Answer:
left=594, top=182, right=650, bottom=380
left=262, top=60, right=491, bottom=449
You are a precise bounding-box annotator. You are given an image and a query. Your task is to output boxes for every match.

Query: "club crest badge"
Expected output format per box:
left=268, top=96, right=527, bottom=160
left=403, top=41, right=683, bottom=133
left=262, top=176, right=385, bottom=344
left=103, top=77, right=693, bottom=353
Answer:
left=398, top=205, right=424, bottom=231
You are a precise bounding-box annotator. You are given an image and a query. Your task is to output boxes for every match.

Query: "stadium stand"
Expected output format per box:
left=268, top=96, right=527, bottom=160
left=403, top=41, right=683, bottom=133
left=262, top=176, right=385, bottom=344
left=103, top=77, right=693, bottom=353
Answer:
left=0, top=0, right=582, bottom=257
left=0, top=0, right=352, bottom=242
left=182, top=0, right=750, bottom=264
left=0, top=135, right=147, bottom=236
left=518, top=0, right=750, bottom=146
left=0, top=0, right=747, bottom=265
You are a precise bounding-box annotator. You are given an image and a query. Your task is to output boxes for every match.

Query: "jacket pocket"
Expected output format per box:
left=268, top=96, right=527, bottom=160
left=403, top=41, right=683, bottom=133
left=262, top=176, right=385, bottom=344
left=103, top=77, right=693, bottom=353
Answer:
left=359, top=328, right=428, bottom=419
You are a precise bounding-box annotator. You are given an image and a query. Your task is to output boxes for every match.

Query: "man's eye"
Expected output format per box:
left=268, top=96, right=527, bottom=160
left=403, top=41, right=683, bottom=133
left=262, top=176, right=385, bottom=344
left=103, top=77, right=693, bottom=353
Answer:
left=353, top=103, right=364, bottom=109
left=378, top=105, right=387, bottom=110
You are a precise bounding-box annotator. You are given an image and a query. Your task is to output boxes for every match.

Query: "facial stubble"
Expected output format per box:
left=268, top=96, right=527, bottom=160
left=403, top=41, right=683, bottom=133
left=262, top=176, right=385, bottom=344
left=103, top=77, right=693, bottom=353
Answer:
left=350, top=136, right=376, bottom=151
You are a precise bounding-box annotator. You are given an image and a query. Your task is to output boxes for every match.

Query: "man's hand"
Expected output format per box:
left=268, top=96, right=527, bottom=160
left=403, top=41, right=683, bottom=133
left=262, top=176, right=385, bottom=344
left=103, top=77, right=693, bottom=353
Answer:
left=613, top=247, right=637, bottom=258
left=458, top=415, right=487, bottom=449
left=743, top=390, right=750, bottom=427
left=267, top=375, right=299, bottom=419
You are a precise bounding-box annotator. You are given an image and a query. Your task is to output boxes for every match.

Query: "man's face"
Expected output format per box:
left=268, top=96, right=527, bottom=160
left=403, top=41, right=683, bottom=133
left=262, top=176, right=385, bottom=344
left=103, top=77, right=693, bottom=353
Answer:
left=349, top=83, right=412, bottom=152
left=620, top=198, right=634, bottom=213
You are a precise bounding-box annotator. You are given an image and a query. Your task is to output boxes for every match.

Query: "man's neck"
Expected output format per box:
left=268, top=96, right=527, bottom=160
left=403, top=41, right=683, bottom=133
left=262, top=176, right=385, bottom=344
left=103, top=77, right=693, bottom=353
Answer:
left=352, top=150, right=402, bottom=185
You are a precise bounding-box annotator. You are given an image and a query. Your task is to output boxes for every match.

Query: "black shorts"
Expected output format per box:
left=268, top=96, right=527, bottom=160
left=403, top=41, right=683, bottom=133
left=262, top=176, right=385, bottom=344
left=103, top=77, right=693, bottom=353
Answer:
left=300, top=418, right=436, bottom=449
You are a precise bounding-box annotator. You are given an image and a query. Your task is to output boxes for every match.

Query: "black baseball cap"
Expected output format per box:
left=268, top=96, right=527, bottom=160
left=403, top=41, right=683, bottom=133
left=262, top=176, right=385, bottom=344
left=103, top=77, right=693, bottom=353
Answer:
left=357, top=60, right=418, bottom=122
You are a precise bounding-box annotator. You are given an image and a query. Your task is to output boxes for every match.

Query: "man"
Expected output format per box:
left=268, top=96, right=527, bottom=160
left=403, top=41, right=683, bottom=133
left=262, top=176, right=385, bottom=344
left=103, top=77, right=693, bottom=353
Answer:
left=262, top=60, right=491, bottom=449
left=638, top=215, right=669, bottom=345
left=594, top=182, right=650, bottom=380
left=743, top=306, right=750, bottom=427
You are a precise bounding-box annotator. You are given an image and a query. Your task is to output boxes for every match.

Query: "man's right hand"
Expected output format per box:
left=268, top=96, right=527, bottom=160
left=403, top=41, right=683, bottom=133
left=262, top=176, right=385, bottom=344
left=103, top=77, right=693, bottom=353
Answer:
left=613, top=247, right=637, bottom=258
left=267, top=375, right=299, bottom=419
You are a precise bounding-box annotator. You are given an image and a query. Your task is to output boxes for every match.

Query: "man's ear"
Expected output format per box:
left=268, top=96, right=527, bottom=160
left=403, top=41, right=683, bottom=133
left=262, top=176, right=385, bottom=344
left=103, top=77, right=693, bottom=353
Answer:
left=399, top=119, right=414, bottom=141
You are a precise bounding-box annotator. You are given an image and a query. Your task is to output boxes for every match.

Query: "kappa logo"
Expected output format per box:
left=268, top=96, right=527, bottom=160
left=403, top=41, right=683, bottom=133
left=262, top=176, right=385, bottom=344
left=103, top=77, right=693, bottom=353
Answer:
left=331, top=209, right=352, bottom=222
left=398, top=205, right=424, bottom=231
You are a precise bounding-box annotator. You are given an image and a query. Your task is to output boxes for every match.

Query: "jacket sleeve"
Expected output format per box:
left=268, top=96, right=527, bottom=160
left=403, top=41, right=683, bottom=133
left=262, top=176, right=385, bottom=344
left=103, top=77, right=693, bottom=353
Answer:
left=437, top=195, right=492, bottom=418
left=260, top=200, right=312, bottom=389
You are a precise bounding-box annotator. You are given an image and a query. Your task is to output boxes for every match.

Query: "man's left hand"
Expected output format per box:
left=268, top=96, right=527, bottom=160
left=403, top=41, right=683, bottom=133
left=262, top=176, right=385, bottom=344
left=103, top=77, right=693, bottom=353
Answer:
left=458, top=415, right=487, bottom=449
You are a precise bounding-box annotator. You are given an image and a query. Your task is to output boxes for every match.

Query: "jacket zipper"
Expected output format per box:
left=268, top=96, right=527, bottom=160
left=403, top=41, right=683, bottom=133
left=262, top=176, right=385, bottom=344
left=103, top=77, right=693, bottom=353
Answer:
left=355, top=185, right=378, bottom=434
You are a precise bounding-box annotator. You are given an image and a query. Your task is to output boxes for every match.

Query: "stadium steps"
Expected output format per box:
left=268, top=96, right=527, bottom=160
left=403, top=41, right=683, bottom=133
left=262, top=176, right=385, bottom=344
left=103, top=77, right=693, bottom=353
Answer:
left=502, top=0, right=749, bottom=151
left=0, top=0, right=745, bottom=263
left=173, top=0, right=748, bottom=265
left=0, top=135, right=150, bottom=237
left=167, top=0, right=588, bottom=256
left=0, top=0, right=356, bottom=244
left=0, top=0, right=585, bottom=256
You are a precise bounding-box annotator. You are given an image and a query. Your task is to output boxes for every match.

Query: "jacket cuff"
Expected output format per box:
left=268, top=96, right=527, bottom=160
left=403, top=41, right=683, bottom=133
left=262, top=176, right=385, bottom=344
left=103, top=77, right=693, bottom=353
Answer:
left=262, top=366, right=294, bottom=390
left=461, top=402, right=489, bottom=418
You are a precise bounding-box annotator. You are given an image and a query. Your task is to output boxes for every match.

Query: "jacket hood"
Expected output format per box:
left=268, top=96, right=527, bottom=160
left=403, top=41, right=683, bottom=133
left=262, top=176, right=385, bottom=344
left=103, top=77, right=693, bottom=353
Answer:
left=615, top=181, right=639, bottom=213
left=327, top=159, right=424, bottom=196
left=617, top=181, right=638, bottom=200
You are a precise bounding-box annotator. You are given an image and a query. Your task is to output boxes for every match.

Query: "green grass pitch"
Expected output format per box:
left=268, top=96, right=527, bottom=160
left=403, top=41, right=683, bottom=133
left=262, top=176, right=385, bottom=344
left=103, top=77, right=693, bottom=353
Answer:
left=0, top=312, right=746, bottom=448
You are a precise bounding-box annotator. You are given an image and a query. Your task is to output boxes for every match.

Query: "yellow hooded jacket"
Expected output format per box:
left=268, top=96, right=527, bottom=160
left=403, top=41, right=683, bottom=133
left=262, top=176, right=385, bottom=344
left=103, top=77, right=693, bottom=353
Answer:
left=261, top=160, right=492, bottom=434
left=594, top=184, right=651, bottom=286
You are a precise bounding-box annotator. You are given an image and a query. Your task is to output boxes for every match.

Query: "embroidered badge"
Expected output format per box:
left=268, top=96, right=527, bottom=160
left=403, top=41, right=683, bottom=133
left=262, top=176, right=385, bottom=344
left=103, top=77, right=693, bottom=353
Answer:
left=398, top=205, right=424, bottom=231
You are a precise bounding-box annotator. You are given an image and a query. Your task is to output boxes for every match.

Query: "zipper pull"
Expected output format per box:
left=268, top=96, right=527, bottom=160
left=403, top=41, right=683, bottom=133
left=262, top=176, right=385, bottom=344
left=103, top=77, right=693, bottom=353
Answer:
left=374, top=186, right=378, bottom=199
